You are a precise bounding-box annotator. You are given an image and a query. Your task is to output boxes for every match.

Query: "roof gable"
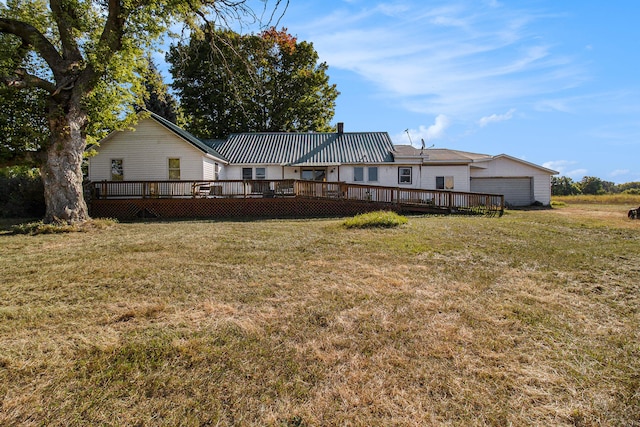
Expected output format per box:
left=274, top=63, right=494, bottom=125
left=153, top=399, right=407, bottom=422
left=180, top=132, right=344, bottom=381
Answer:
left=146, top=111, right=227, bottom=161
left=209, top=132, right=395, bottom=165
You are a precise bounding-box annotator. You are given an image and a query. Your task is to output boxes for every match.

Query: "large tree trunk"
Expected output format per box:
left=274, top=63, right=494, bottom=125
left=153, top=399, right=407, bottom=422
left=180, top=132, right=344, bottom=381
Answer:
left=40, top=102, right=90, bottom=224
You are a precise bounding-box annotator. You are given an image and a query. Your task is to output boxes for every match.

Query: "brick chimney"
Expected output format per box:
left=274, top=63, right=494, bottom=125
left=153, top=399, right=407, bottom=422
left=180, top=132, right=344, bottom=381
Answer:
left=337, top=122, right=344, bottom=134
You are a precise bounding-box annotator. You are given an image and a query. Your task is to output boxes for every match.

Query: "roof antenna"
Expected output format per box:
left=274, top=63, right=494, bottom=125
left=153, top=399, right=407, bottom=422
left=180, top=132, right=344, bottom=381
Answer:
left=404, top=129, right=413, bottom=145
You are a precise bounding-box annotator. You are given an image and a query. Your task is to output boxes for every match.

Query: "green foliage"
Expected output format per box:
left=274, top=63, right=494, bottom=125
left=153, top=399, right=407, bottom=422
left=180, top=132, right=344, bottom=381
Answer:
left=139, top=56, right=180, bottom=123
left=551, top=176, right=580, bottom=196
left=0, top=172, right=45, bottom=217
left=578, top=176, right=610, bottom=195
left=168, top=27, right=339, bottom=139
left=343, top=210, right=408, bottom=229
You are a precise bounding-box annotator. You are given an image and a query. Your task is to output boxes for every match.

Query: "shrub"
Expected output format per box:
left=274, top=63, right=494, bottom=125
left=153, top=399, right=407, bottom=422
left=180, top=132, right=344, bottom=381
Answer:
left=0, top=173, right=45, bottom=218
left=343, top=210, right=408, bottom=229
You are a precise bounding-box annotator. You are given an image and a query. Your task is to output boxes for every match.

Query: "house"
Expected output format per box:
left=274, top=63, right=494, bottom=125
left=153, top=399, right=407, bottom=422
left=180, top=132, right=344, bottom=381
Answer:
left=88, top=112, right=227, bottom=182
left=88, top=112, right=557, bottom=206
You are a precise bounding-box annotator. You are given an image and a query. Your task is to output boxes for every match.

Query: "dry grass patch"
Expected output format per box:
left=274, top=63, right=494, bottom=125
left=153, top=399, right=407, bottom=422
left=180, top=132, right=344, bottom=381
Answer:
left=0, top=211, right=638, bottom=426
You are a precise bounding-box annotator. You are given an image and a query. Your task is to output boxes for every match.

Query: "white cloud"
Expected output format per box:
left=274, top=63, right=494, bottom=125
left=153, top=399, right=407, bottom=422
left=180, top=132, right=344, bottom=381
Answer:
left=478, top=108, right=516, bottom=127
left=394, top=114, right=451, bottom=146
left=543, top=160, right=587, bottom=179
left=302, top=1, right=585, bottom=119
left=610, top=169, right=630, bottom=177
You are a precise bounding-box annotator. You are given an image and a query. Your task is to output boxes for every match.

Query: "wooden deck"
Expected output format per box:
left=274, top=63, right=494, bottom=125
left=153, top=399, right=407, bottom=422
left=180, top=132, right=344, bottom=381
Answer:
left=88, top=179, right=504, bottom=220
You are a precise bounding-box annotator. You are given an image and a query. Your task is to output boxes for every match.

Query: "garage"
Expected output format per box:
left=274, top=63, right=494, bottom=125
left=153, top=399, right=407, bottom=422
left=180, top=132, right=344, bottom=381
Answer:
left=470, top=177, right=533, bottom=207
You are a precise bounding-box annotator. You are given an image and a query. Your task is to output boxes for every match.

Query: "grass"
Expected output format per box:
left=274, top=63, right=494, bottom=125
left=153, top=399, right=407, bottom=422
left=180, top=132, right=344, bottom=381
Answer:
left=553, top=193, right=640, bottom=205
left=342, top=210, right=408, bottom=228
left=1, top=206, right=639, bottom=426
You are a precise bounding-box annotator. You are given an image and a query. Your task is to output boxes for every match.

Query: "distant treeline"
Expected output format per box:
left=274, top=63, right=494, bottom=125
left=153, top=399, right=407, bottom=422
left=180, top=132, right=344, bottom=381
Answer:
left=552, top=176, right=640, bottom=196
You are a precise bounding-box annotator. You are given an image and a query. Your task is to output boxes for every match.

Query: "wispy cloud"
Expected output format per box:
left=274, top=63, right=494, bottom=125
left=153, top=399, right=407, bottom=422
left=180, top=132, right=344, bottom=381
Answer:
left=543, top=160, right=587, bottom=179
left=610, top=169, right=629, bottom=177
left=302, top=1, right=585, bottom=120
left=478, top=108, right=516, bottom=127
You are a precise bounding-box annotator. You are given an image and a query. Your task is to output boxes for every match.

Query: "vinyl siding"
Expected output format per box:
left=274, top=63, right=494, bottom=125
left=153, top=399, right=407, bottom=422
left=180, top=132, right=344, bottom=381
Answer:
left=420, top=165, right=470, bottom=192
left=89, top=118, right=206, bottom=181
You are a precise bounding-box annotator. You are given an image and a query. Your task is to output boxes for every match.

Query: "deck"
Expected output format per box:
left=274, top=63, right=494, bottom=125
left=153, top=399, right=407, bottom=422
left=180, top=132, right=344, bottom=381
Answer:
left=88, top=179, right=504, bottom=220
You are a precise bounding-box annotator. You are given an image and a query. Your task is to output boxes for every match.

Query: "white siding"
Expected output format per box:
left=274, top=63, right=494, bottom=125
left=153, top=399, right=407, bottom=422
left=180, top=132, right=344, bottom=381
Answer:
left=203, top=158, right=218, bottom=180
left=420, top=165, right=470, bottom=192
left=222, top=165, right=285, bottom=180
left=89, top=118, right=206, bottom=181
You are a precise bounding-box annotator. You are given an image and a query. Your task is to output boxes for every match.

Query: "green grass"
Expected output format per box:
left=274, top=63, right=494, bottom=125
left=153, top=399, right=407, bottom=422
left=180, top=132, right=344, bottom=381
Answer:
left=342, top=210, right=408, bottom=228
left=1, top=208, right=639, bottom=426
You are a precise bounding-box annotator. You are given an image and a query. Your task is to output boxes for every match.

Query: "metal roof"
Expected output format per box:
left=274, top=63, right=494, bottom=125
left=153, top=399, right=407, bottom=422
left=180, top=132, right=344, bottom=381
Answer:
left=207, top=132, right=396, bottom=165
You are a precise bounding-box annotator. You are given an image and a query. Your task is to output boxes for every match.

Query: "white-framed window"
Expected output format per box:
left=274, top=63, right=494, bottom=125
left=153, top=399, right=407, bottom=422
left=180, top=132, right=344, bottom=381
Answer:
left=398, top=167, right=412, bottom=184
left=255, top=167, right=266, bottom=180
left=214, top=163, right=220, bottom=181
left=242, top=167, right=253, bottom=180
left=168, top=158, right=181, bottom=180
left=368, top=167, right=378, bottom=182
left=354, top=167, right=364, bottom=182
left=111, top=159, right=123, bottom=181
left=436, top=176, right=454, bottom=190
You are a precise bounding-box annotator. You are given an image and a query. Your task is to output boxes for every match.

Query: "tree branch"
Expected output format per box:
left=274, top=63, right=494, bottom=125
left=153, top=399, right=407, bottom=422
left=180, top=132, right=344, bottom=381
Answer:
left=0, top=18, right=65, bottom=80
left=49, top=0, right=84, bottom=62
left=79, top=0, right=126, bottom=91
left=2, top=68, right=57, bottom=93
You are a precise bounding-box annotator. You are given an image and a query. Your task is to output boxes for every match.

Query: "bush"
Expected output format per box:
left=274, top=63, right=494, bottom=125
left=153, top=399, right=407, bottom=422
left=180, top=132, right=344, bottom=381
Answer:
left=343, top=210, right=408, bottom=229
left=0, top=174, right=45, bottom=218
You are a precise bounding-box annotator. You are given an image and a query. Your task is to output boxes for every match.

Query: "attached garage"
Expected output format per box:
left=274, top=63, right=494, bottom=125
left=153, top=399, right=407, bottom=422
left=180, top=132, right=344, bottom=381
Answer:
left=471, top=177, right=533, bottom=207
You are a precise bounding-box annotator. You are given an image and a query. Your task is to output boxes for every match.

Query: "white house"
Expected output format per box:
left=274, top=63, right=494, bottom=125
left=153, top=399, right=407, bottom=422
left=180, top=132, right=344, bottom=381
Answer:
left=88, top=112, right=557, bottom=206
left=88, top=112, right=227, bottom=182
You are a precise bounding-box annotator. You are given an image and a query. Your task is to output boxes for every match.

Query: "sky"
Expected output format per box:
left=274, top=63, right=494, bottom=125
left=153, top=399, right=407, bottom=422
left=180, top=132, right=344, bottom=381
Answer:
left=158, top=0, right=640, bottom=183
left=264, top=0, right=640, bottom=184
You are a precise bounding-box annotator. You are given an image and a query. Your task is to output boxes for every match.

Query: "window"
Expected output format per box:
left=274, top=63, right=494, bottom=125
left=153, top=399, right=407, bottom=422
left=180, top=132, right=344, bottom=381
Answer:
left=354, top=167, right=364, bottom=182
left=436, top=176, right=454, bottom=190
left=214, top=163, right=220, bottom=181
left=168, top=158, right=180, bottom=180
left=111, top=159, right=123, bottom=181
left=398, top=167, right=412, bottom=184
left=368, top=167, right=378, bottom=182
left=301, top=168, right=326, bottom=181
left=255, top=167, right=266, bottom=180
left=242, top=167, right=253, bottom=180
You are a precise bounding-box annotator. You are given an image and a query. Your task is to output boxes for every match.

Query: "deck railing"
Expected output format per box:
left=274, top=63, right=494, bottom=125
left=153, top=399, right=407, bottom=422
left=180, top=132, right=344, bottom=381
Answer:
left=88, top=179, right=504, bottom=216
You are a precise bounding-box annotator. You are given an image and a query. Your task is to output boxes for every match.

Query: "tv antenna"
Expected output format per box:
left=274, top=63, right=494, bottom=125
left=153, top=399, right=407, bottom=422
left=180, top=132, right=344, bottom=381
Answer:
left=404, top=129, right=413, bottom=145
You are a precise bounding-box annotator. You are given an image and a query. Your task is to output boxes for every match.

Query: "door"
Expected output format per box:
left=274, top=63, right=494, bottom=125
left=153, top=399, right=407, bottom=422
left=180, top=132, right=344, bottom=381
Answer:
left=471, top=177, right=533, bottom=206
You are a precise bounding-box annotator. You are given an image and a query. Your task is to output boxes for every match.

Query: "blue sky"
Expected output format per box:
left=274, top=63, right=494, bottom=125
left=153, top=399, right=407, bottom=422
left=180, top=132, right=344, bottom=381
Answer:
left=257, top=0, right=639, bottom=183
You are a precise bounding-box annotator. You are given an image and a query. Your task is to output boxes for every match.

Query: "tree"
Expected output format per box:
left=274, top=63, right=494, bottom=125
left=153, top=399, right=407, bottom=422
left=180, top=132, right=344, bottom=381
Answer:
left=0, top=0, right=288, bottom=224
left=141, top=56, right=180, bottom=124
left=168, top=27, right=339, bottom=139
left=578, top=176, right=606, bottom=195
left=551, top=176, right=580, bottom=196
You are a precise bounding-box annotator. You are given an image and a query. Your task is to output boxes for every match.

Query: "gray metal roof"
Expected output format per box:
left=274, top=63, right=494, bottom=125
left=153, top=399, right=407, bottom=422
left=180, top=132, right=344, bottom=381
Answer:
left=208, top=132, right=395, bottom=165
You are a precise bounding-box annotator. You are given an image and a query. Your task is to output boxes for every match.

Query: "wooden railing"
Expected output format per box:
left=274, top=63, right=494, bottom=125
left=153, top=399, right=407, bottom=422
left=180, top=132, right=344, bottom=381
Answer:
left=88, top=179, right=504, bottom=216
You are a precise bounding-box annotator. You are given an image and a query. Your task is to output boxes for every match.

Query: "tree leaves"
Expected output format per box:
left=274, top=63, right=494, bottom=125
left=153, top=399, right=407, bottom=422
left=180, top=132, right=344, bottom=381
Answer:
left=168, top=27, right=339, bottom=139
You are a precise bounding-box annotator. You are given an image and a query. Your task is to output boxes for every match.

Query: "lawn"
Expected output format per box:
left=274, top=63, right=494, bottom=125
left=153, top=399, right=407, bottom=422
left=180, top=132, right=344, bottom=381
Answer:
left=1, top=202, right=639, bottom=426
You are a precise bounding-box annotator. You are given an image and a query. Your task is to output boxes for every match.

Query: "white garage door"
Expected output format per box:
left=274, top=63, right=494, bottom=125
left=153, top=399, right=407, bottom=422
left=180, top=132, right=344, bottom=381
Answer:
left=470, top=177, right=533, bottom=207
